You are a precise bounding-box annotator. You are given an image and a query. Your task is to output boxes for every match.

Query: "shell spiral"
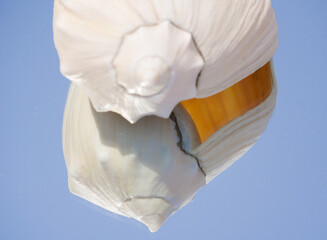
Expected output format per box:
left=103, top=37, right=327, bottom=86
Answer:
left=53, top=0, right=278, bottom=123
left=112, top=21, right=204, bottom=122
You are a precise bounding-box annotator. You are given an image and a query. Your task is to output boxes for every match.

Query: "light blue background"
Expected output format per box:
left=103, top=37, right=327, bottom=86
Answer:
left=1, top=1, right=326, bottom=239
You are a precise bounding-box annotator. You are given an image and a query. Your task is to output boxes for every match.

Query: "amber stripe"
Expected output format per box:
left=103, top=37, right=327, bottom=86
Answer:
left=180, top=62, right=273, bottom=143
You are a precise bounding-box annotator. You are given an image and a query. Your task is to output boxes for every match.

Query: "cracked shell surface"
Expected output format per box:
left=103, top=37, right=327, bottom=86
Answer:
left=54, top=0, right=278, bottom=122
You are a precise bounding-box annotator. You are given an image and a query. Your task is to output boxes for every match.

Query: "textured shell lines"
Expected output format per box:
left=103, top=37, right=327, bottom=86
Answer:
left=54, top=0, right=278, bottom=122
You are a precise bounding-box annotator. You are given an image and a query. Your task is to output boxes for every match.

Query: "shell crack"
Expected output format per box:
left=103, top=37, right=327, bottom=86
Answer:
left=170, top=113, right=206, bottom=177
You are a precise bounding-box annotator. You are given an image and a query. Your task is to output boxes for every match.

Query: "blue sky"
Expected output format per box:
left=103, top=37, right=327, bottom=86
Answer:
left=1, top=1, right=326, bottom=239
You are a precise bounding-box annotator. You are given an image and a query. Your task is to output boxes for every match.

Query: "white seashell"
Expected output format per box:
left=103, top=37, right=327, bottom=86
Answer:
left=54, top=0, right=278, bottom=123
left=55, top=0, right=279, bottom=232
left=63, top=61, right=277, bottom=232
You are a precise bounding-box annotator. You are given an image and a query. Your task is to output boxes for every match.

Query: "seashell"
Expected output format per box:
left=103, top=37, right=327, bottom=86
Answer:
left=55, top=0, right=279, bottom=232
left=53, top=0, right=278, bottom=123
left=63, top=61, right=277, bottom=232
